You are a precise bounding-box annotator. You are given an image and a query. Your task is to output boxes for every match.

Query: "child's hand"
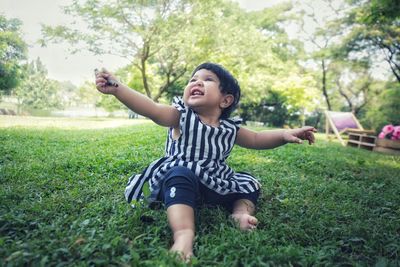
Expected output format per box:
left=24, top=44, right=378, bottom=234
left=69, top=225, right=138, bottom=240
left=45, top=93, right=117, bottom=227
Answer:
left=95, top=68, right=120, bottom=95
left=283, top=126, right=317, bottom=145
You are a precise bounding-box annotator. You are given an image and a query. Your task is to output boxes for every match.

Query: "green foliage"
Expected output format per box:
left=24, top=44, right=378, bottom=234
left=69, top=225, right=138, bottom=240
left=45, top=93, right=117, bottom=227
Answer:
left=14, top=58, right=63, bottom=111
left=76, top=81, right=100, bottom=107
left=41, top=0, right=310, bottom=114
left=273, top=73, right=320, bottom=125
left=75, top=81, right=125, bottom=113
left=240, top=91, right=290, bottom=127
left=55, top=80, right=79, bottom=107
left=41, top=0, right=198, bottom=101
left=357, top=0, right=400, bottom=24
left=97, top=94, right=126, bottom=112
left=33, top=0, right=399, bottom=127
left=1, top=120, right=399, bottom=266
left=341, top=0, right=400, bottom=82
left=250, top=1, right=303, bottom=62
left=0, top=15, right=27, bottom=94
left=365, top=84, right=400, bottom=131
left=76, top=75, right=125, bottom=112
left=324, top=60, right=383, bottom=117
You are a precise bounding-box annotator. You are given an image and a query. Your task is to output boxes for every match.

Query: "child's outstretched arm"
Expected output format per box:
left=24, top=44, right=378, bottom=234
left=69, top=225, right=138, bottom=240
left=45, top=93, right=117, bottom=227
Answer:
left=236, top=126, right=316, bottom=150
left=95, top=69, right=180, bottom=128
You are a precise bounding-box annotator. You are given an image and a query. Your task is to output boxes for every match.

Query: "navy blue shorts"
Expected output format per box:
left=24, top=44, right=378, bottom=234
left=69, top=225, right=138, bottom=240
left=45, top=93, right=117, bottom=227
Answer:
left=159, top=166, right=260, bottom=212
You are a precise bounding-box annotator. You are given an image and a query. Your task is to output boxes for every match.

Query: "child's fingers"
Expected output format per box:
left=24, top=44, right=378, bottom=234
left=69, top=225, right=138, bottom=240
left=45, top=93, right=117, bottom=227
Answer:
left=95, top=69, right=107, bottom=84
left=100, top=68, right=114, bottom=80
left=306, top=132, right=315, bottom=145
left=311, top=132, right=316, bottom=144
left=95, top=68, right=110, bottom=78
left=96, top=76, right=106, bottom=83
left=288, top=136, right=303, bottom=144
left=301, top=126, right=316, bottom=133
left=299, top=127, right=316, bottom=145
left=305, top=131, right=314, bottom=145
left=95, top=77, right=107, bottom=88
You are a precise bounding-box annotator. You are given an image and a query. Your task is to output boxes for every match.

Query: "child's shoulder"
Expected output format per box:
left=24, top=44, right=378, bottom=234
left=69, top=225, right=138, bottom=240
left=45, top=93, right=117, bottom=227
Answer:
left=226, top=116, right=242, bottom=126
left=172, top=96, right=185, bottom=112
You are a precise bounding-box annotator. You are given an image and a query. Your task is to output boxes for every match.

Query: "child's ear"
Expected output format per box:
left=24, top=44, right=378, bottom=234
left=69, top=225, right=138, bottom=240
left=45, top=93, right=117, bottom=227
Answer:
left=220, top=94, right=234, bottom=109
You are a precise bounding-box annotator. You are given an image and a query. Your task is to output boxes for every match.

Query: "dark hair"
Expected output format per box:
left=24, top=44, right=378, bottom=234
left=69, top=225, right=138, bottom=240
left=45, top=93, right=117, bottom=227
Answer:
left=191, top=62, right=241, bottom=119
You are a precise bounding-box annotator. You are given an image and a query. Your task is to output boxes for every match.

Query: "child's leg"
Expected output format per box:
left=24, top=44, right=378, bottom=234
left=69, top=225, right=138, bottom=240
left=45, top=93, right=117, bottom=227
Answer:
left=160, top=166, right=200, bottom=260
left=231, top=199, right=258, bottom=231
left=167, top=204, right=195, bottom=260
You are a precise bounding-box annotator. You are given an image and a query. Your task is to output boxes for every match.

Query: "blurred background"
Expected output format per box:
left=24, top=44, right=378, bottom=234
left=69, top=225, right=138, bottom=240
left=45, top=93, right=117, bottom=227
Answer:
left=1, top=0, right=399, bottom=131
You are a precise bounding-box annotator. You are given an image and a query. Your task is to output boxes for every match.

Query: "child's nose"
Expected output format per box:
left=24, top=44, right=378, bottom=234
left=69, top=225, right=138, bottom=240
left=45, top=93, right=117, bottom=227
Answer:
left=195, top=80, right=204, bottom=86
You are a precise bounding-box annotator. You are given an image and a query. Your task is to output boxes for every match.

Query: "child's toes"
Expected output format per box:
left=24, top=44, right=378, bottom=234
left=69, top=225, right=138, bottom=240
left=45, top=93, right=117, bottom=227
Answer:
left=231, top=214, right=259, bottom=231
left=248, top=216, right=258, bottom=226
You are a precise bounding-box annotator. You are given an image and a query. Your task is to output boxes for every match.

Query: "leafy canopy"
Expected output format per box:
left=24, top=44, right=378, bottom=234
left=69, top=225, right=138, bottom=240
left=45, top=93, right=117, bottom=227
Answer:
left=0, top=15, right=27, bottom=94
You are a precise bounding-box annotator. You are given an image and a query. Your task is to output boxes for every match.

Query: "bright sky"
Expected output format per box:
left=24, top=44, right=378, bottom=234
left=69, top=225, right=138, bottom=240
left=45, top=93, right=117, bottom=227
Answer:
left=0, top=0, right=288, bottom=86
left=1, top=0, right=123, bottom=85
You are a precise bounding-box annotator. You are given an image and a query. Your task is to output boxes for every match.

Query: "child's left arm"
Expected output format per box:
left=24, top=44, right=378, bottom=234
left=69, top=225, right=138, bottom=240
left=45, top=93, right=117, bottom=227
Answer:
left=236, top=126, right=316, bottom=150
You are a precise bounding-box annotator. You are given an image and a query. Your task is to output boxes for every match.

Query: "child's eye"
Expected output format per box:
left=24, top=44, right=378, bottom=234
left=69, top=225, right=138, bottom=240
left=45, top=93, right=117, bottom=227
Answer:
left=189, top=78, right=197, bottom=83
left=205, top=77, right=214, bottom=81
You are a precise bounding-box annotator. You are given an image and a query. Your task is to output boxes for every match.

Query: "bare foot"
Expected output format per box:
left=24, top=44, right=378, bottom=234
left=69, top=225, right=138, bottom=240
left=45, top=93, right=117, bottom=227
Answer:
left=231, top=213, right=258, bottom=231
left=170, top=229, right=194, bottom=262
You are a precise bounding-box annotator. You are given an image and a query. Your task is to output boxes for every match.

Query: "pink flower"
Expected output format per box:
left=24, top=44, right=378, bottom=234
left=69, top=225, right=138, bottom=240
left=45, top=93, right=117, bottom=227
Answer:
left=390, top=126, right=400, bottom=140
left=378, top=124, right=394, bottom=139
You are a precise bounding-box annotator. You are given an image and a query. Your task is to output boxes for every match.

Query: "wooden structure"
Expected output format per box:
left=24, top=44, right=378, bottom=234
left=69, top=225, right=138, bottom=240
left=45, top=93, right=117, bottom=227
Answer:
left=346, top=129, right=376, bottom=151
left=374, top=138, right=400, bottom=155
left=325, top=111, right=375, bottom=147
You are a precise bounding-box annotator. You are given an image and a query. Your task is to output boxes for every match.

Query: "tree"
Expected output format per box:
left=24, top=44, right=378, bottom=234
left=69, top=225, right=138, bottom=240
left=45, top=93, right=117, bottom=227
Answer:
left=41, top=0, right=196, bottom=102
left=14, top=58, right=62, bottom=112
left=56, top=80, right=79, bottom=107
left=42, top=1, right=297, bottom=106
left=76, top=81, right=100, bottom=108
left=240, top=91, right=290, bottom=127
left=240, top=2, right=320, bottom=126
left=272, top=73, right=320, bottom=126
left=42, top=0, right=325, bottom=125
left=0, top=15, right=27, bottom=94
left=365, top=82, right=400, bottom=131
left=329, top=60, right=383, bottom=116
left=341, top=0, right=400, bottom=83
left=290, top=0, right=351, bottom=111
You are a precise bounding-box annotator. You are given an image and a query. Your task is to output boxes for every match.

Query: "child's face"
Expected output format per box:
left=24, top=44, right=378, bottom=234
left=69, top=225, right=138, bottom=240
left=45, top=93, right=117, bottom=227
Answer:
left=183, top=69, right=233, bottom=116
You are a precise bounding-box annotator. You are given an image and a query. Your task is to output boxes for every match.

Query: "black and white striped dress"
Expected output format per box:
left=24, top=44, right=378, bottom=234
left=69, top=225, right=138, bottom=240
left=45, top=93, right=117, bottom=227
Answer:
left=125, top=97, right=261, bottom=204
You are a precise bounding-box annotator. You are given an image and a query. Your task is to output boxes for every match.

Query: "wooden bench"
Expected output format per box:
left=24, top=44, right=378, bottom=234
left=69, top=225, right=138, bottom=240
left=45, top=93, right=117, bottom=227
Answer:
left=346, top=129, right=376, bottom=151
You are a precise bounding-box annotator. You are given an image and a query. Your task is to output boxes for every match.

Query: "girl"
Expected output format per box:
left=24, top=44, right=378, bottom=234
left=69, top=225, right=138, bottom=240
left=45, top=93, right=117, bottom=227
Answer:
left=95, top=62, right=316, bottom=261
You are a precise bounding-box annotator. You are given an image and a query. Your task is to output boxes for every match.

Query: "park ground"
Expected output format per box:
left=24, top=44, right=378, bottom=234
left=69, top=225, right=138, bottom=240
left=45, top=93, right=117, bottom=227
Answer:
left=1, top=115, right=399, bottom=266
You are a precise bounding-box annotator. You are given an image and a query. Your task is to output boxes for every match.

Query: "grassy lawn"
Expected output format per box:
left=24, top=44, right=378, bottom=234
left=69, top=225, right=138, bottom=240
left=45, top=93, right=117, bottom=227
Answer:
left=1, top=116, right=399, bottom=266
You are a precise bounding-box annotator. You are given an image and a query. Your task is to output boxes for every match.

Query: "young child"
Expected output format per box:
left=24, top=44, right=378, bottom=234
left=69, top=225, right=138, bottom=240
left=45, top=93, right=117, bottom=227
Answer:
left=95, top=63, right=316, bottom=261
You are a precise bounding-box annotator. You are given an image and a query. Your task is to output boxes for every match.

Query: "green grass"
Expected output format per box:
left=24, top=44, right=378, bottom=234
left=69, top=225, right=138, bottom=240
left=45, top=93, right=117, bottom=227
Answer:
left=1, top=118, right=400, bottom=266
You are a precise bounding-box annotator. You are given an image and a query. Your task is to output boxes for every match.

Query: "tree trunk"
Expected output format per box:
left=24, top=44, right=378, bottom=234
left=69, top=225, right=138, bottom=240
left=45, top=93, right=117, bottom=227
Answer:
left=379, top=41, right=400, bottom=83
left=387, top=58, right=400, bottom=83
left=336, top=80, right=353, bottom=112
left=314, top=112, right=321, bottom=129
left=321, top=59, right=332, bottom=110
left=140, top=43, right=152, bottom=100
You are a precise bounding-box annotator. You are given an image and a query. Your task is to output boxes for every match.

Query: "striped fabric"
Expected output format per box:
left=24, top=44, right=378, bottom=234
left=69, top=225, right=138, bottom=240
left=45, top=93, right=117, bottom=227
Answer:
left=125, top=97, right=261, bottom=204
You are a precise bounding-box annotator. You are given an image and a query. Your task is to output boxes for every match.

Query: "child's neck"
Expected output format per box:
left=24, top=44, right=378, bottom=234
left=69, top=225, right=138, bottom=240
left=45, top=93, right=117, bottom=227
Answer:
left=192, top=105, right=223, bottom=127
left=197, top=113, right=221, bottom=127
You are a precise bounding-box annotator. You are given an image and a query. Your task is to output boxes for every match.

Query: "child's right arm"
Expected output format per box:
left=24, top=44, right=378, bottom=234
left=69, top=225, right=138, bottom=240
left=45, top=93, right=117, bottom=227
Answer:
left=95, top=69, right=180, bottom=128
left=236, top=126, right=316, bottom=149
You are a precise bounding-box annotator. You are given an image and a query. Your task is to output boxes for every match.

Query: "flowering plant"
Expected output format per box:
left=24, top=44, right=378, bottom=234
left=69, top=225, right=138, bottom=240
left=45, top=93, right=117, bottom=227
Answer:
left=378, top=124, right=400, bottom=140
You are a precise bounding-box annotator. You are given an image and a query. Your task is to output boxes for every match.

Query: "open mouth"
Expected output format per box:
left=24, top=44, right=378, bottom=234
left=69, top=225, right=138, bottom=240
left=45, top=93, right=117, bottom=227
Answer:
left=190, top=88, right=204, bottom=96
